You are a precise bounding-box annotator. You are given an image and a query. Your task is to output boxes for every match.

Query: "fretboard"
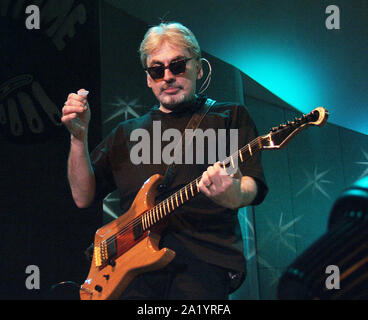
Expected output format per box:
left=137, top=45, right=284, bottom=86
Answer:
left=138, top=135, right=268, bottom=232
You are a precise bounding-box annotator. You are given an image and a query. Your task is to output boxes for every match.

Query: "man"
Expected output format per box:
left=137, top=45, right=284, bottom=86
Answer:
left=61, top=22, right=268, bottom=299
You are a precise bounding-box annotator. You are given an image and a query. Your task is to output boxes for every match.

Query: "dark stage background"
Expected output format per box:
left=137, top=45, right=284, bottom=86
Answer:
left=0, top=0, right=102, bottom=299
left=0, top=1, right=367, bottom=299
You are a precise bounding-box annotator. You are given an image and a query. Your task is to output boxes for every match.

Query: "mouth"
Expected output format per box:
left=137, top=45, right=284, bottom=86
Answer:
left=162, top=86, right=181, bottom=94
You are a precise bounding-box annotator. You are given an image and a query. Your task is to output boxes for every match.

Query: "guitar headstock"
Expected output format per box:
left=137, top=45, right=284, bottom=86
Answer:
left=263, top=107, right=329, bottom=150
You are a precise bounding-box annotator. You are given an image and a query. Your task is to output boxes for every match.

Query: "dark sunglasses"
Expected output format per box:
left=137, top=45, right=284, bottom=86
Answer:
left=145, top=57, right=193, bottom=80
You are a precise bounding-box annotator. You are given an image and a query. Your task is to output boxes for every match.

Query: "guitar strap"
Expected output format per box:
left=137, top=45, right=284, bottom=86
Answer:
left=158, top=97, right=216, bottom=192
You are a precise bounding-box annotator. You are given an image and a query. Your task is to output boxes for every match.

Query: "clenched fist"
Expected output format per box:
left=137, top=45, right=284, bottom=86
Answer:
left=61, top=89, right=91, bottom=141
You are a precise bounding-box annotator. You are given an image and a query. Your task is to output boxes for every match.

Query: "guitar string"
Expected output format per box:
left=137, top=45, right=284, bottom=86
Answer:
left=101, top=136, right=265, bottom=249
left=101, top=140, right=260, bottom=251
left=102, top=134, right=276, bottom=251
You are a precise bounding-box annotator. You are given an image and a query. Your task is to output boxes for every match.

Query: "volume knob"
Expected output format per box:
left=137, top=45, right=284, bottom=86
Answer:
left=95, top=285, right=103, bottom=292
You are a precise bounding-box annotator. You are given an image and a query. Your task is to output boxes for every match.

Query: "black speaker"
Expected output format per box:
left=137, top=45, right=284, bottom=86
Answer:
left=277, top=176, right=368, bottom=300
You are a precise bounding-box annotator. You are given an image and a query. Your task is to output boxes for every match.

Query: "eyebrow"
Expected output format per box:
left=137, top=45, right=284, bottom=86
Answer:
left=149, top=55, right=187, bottom=66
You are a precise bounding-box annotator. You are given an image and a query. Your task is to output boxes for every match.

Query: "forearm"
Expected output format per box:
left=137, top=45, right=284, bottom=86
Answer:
left=237, top=176, right=258, bottom=208
left=211, top=176, right=258, bottom=210
left=68, top=134, right=96, bottom=208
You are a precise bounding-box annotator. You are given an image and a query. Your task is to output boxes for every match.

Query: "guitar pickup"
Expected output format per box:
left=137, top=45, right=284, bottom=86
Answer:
left=106, top=237, right=117, bottom=259
left=133, top=221, right=144, bottom=240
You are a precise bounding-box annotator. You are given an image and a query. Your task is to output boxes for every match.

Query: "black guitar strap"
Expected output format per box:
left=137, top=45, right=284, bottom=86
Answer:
left=158, top=97, right=216, bottom=192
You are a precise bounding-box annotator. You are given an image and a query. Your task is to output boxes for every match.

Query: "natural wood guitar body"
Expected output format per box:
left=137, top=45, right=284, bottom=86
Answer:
left=80, top=174, right=175, bottom=300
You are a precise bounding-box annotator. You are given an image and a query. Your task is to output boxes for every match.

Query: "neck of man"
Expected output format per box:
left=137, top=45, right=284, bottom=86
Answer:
left=159, top=94, right=199, bottom=113
left=159, top=105, right=174, bottom=113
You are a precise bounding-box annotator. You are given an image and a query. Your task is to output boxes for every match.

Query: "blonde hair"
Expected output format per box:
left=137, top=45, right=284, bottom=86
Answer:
left=139, top=22, right=201, bottom=68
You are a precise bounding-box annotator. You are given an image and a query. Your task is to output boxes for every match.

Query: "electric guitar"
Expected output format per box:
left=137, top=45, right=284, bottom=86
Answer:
left=80, top=107, right=329, bottom=300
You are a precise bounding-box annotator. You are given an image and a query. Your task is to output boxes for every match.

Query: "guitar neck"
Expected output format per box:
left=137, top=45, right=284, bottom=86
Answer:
left=139, top=135, right=269, bottom=231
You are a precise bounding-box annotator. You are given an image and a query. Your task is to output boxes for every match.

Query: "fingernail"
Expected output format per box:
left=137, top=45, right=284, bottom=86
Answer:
left=78, top=90, right=89, bottom=97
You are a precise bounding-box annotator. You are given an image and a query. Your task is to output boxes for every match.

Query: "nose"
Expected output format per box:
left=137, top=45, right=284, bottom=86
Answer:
left=163, top=68, right=176, bottom=82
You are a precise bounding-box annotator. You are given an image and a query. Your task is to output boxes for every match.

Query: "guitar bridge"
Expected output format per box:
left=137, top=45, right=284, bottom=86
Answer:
left=94, top=238, right=117, bottom=268
left=94, top=246, right=102, bottom=267
left=94, top=242, right=107, bottom=267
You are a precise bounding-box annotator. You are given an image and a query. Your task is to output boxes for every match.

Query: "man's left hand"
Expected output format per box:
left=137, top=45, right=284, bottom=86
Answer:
left=198, top=162, right=256, bottom=209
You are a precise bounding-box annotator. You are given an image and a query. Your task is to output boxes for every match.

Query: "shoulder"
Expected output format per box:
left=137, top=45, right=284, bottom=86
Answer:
left=109, top=112, right=153, bottom=136
left=209, top=99, right=248, bottom=113
left=209, top=100, right=252, bottom=120
left=205, top=99, right=258, bottom=133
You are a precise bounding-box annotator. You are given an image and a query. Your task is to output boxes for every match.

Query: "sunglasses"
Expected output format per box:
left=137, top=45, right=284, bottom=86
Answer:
left=145, top=57, right=193, bottom=80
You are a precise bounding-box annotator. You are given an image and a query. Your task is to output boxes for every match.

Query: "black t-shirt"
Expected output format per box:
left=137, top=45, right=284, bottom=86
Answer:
left=90, top=96, right=268, bottom=273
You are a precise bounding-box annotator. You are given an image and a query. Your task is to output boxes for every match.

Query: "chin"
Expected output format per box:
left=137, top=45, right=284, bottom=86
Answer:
left=160, top=94, right=187, bottom=109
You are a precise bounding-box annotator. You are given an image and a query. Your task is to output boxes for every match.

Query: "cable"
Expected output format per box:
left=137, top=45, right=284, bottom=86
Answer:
left=50, top=280, right=80, bottom=291
left=49, top=281, right=81, bottom=299
left=198, top=58, right=212, bottom=94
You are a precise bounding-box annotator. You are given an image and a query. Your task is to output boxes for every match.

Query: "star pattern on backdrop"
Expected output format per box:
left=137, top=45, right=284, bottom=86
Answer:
left=257, top=256, right=282, bottom=286
left=241, top=211, right=302, bottom=265
left=356, top=148, right=368, bottom=179
left=241, top=213, right=281, bottom=286
left=104, top=96, right=144, bottom=123
left=296, top=166, right=333, bottom=199
left=262, top=212, right=303, bottom=255
left=238, top=210, right=256, bottom=261
left=240, top=211, right=303, bottom=287
left=103, top=193, right=120, bottom=220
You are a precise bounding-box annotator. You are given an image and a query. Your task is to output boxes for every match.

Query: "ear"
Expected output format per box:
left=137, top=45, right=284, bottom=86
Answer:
left=146, top=71, right=152, bottom=88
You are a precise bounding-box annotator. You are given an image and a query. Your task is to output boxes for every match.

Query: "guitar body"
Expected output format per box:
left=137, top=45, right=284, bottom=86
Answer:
left=80, top=174, right=176, bottom=300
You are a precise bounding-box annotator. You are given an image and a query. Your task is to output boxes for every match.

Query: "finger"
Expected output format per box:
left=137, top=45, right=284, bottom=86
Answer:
left=214, top=162, right=232, bottom=187
left=201, top=171, right=212, bottom=187
left=198, top=178, right=211, bottom=196
left=77, top=89, right=89, bottom=97
left=207, top=165, right=222, bottom=187
left=212, top=162, right=226, bottom=176
left=214, top=162, right=222, bottom=170
left=68, top=92, right=86, bottom=104
left=207, top=181, right=217, bottom=194
left=214, top=161, right=228, bottom=176
left=61, top=113, right=77, bottom=124
left=62, top=105, right=86, bottom=116
left=63, top=104, right=86, bottom=112
left=65, top=98, right=87, bottom=108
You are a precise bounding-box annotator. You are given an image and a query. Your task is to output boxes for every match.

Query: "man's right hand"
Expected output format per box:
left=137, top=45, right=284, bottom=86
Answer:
left=61, top=89, right=91, bottom=141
